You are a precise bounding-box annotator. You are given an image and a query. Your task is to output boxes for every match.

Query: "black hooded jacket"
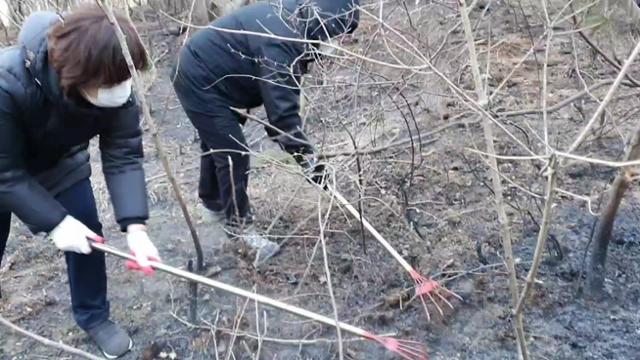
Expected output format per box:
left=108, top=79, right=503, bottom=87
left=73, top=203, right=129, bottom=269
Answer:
left=174, top=0, right=359, bottom=154
left=0, top=12, right=149, bottom=233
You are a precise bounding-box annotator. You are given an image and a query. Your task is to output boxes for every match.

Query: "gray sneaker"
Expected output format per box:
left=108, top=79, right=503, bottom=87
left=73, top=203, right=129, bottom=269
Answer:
left=86, top=320, right=133, bottom=359
left=199, top=204, right=225, bottom=225
left=225, top=224, right=280, bottom=267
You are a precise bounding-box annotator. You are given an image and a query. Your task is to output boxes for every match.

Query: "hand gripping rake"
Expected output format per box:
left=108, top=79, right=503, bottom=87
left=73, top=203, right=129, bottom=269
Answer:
left=90, top=241, right=428, bottom=360
left=327, top=186, right=462, bottom=320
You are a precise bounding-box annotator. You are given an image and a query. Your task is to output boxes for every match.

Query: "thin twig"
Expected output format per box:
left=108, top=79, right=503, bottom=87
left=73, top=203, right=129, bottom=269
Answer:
left=515, top=158, right=558, bottom=314
left=266, top=185, right=303, bottom=235
left=99, top=0, right=205, bottom=270
left=253, top=296, right=266, bottom=359
left=317, top=185, right=344, bottom=359
left=0, top=315, right=103, bottom=360
left=566, top=37, right=640, bottom=154
left=572, top=13, right=640, bottom=87
left=225, top=295, right=251, bottom=360
left=515, top=15, right=560, bottom=314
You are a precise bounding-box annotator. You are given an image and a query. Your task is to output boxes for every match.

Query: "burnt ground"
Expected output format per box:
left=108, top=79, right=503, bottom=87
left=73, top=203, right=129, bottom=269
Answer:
left=2, top=1, right=640, bottom=360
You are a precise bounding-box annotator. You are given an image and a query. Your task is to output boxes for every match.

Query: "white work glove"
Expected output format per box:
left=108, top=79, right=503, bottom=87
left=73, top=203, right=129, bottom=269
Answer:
left=49, top=216, right=100, bottom=254
left=126, top=228, right=161, bottom=275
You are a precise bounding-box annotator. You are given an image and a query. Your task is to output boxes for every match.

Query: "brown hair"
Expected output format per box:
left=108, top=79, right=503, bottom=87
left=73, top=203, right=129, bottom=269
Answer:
left=48, top=4, right=148, bottom=95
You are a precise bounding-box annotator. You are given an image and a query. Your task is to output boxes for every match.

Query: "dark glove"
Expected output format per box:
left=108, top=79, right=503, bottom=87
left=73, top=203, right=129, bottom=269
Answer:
left=294, top=153, right=327, bottom=187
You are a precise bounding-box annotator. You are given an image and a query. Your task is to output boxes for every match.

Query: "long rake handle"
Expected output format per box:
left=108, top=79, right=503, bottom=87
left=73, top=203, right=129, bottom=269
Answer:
left=90, top=242, right=369, bottom=338
left=327, top=187, right=414, bottom=273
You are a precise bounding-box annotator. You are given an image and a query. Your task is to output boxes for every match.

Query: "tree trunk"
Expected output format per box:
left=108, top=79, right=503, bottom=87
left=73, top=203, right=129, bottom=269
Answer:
left=586, top=122, right=640, bottom=298
left=586, top=174, right=629, bottom=298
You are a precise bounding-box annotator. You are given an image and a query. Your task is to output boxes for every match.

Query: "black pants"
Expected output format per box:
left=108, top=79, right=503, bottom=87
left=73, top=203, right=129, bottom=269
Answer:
left=0, top=178, right=109, bottom=330
left=172, top=56, right=252, bottom=225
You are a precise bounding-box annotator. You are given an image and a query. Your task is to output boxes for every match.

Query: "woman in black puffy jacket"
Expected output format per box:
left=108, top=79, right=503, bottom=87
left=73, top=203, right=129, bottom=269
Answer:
left=0, top=5, right=160, bottom=358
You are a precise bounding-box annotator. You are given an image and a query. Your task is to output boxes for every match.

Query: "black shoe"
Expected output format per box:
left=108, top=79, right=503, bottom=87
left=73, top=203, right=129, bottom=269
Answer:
left=86, top=320, right=133, bottom=359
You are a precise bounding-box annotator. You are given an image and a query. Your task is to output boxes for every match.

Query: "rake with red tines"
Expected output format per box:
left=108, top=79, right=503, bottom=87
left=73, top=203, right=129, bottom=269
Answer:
left=89, top=240, right=429, bottom=360
left=328, top=187, right=462, bottom=321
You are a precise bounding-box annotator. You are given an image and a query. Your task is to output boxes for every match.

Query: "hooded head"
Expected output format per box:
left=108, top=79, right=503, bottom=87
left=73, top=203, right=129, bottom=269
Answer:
left=297, top=0, right=359, bottom=41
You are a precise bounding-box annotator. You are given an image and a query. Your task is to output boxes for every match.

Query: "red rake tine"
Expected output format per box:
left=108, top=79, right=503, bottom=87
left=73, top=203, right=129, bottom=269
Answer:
left=395, top=341, right=429, bottom=360
left=419, top=279, right=463, bottom=309
left=410, top=270, right=463, bottom=319
left=411, top=272, right=442, bottom=316
left=365, top=332, right=429, bottom=360
left=329, top=187, right=463, bottom=321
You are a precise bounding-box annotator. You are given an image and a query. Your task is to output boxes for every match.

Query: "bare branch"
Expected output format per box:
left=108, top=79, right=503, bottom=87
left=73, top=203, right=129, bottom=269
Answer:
left=0, top=315, right=103, bottom=360
left=99, top=0, right=205, bottom=270
left=459, top=0, right=528, bottom=358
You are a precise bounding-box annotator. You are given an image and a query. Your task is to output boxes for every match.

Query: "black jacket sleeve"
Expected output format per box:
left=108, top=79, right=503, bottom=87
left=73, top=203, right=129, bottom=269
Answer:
left=99, top=100, right=149, bottom=231
left=257, top=42, right=314, bottom=155
left=0, top=85, right=67, bottom=233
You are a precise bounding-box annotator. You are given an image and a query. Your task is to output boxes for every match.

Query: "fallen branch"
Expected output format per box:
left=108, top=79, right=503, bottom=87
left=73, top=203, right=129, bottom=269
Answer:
left=0, top=315, right=103, bottom=360
left=232, top=107, right=478, bottom=159
left=320, top=137, right=438, bottom=158
left=496, top=79, right=628, bottom=117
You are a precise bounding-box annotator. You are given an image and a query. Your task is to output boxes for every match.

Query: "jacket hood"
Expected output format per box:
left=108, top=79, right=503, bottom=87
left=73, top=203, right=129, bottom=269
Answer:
left=19, top=11, right=62, bottom=100
left=18, top=11, right=60, bottom=55
left=296, top=0, right=359, bottom=41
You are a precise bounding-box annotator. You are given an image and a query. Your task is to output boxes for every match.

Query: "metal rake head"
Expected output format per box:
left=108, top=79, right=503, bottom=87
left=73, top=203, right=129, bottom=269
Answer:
left=409, top=270, right=463, bottom=321
left=364, top=332, right=429, bottom=360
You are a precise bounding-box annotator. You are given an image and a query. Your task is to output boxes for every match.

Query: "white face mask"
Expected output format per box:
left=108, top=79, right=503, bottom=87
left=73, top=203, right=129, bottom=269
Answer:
left=81, top=79, right=132, bottom=108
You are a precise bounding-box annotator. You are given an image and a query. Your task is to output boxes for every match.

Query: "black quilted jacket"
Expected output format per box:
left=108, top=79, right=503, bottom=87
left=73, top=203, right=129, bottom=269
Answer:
left=174, top=0, right=359, bottom=154
left=0, top=11, right=148, bottom=233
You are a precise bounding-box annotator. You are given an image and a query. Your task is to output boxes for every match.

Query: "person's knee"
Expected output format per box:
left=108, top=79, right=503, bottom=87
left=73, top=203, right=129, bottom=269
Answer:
left=212, top=152, right=249, bottom=171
